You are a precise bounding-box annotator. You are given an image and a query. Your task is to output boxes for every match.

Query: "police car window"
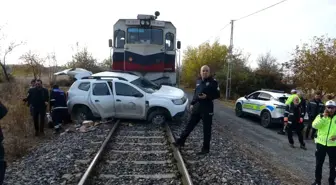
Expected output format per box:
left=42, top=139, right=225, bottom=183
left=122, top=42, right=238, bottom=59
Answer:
left=248, top=92, right=260, bottom=99
left=258, top=93, right=271, bottom=101
left=92, top=83, right=111, bottom=96
left=115, top=82, right=141, bottom=96
left=78, top=82, right=90, bottom=91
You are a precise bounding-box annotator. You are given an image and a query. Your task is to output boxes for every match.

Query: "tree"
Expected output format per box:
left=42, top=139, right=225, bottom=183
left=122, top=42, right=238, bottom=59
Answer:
left=99, top=58, right=112, bottom=71
left=0, top=26, right=23, bottom=81
left=288, top=35, right=336, bottom=94
left=253, top=52, right=289, bottom=91
left=20, top=51, right=45, bottom=79
left=67, top=45, right=101, bottom=73
left=46, top=52, right=58, bottom=84
left=181, top=40, right=228, bottom=87
left=256, top=51, right=279, bottom=73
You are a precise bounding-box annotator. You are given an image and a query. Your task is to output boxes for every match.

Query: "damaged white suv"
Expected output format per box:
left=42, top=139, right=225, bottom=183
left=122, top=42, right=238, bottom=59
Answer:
left=67, top=71, right=188, bottom=124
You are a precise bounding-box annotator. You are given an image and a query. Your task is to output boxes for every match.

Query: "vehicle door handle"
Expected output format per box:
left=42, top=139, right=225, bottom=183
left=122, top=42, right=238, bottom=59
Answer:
left=95, top=100, right=99, bottom=102
left=116, top=99, right=121, bottom=102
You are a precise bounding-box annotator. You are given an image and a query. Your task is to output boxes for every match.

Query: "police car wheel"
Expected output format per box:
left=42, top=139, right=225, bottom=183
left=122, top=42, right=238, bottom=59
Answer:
left=260, top=111, right=272, bottom=128
left=148, top=110, right=167, bottom=125
left=235, top=103, right=244, bottom=117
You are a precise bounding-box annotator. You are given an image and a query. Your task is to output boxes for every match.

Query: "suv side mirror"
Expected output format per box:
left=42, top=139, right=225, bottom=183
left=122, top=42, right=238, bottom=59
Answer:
left=108, top=39, right=113, bottom=48
left=177, top=41, right=181, bottom=49
left=244, top=95, right=248, bottom=99
left=133, top=93, right=144, bottom=98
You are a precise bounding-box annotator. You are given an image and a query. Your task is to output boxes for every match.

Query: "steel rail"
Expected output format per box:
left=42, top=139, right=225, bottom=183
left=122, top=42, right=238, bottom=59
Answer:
left=77, top=119, right=120, bottom=185
left=164, top=123, right=193, bottom=185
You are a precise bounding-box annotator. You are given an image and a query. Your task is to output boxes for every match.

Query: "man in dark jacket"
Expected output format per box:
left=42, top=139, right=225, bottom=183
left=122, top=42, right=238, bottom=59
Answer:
left=306, top=91, right=324, bottom=139
left=50, top=85, right=68, bottom=133
left=27, top=79, right=49, bottom=136
left=0, top=101, right=8, bottom=185
left=284, top=96, right=306, bottom=150
left=174, top=65, right=220, bottom=155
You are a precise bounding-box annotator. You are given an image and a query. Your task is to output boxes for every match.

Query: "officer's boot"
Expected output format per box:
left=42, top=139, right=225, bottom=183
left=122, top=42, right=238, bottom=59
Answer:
left=197, top=146, right=210, bottom=155
left=173, top=138, right=185, bottom=148
left=0, top=161, right=6, bottom=185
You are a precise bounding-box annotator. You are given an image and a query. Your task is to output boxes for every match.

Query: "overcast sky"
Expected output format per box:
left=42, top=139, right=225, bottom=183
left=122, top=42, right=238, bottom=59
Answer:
left=0, top=0, right=335, bottom=68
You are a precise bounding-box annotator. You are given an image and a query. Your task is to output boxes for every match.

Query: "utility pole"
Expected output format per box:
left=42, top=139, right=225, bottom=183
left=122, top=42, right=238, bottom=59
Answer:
left=225, top=20, right=234, bottom=100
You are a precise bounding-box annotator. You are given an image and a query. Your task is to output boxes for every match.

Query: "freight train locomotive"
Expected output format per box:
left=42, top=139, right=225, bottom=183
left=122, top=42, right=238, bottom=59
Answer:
left=108, top=11, right=181, bottom=86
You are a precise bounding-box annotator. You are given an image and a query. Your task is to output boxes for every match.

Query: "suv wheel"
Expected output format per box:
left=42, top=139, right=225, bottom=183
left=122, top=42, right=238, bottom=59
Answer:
left=73, top=106, right=93, bottom=125
left=235, top=103, right=244, bottom=117
left=148, top=110, right=167, bottom=125
left=261, top=111, right=272, bottom=128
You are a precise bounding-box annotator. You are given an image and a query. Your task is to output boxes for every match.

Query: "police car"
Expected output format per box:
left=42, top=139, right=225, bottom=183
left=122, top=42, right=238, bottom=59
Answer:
left=235, top=89, right=290, bottom=128
left=66, top=70, right=188, bottom=125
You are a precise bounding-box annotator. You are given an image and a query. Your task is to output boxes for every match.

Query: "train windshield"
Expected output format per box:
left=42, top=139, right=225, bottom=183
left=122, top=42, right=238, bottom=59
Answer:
left=127, top=28, right=163, bottom=45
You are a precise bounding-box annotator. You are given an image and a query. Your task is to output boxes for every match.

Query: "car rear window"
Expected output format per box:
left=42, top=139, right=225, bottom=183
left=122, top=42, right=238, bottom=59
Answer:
left=78, top=82, right=90, bottom=91
left=277, top=97, right=288, bottom=104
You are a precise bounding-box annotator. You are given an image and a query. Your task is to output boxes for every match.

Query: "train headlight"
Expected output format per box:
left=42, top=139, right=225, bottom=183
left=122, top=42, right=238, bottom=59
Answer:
left=145, top=20, right=150, bottom=25
left=140, top=20, right=145, bottom=25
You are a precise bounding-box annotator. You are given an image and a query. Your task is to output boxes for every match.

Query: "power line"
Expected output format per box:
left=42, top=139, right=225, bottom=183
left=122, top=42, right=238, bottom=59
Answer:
left=200, top=22, right=231, bottom=45
left=235, top=0, right=289, bottom=22
left=199, top=0, right=289, bottom=45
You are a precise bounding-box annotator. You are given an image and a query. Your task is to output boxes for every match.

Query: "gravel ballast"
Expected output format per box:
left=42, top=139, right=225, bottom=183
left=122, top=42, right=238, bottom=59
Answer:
left=4, top=123, right=113, bottom=185
left=170, top=115, right=290, bottom=185
left=4, top=116, right=298, bottom=185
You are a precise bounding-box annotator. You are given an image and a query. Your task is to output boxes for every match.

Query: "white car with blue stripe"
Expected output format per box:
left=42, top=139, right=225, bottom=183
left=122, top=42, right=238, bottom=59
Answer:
left=235, top=89, right=290, bottom=128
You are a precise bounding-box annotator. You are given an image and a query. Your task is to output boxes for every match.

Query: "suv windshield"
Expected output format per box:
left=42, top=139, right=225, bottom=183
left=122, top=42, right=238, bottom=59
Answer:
left=130, top=77, right=161, bottom=93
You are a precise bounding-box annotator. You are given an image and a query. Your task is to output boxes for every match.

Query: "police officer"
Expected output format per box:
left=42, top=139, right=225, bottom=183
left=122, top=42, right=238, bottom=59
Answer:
left=173, top=65, right=220, bottom=155
left=306, top=91, right=324, bottom=140
left=27, top=79, right=49, bottom=136
left=311, top=100, right=336, bottom=185
left=0, top=100, right=8, bottom=185
left=284, top=96, right=306, bottom=149
left=278, top=89, right=303, bottom=135
left=50, top=85, right=68, bottom=134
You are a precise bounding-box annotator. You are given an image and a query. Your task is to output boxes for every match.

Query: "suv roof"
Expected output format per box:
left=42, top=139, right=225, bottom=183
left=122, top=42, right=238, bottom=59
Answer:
left=91, top=71, right=139, bottom=82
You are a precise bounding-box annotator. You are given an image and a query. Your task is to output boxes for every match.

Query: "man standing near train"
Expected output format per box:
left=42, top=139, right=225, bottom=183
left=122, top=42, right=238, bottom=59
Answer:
left=173, top=65, right=220, bottom=155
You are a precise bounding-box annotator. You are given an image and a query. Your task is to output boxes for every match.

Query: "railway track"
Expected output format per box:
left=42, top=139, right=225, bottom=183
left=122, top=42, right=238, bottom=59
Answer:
left=77, top=120, right=193, bottom=185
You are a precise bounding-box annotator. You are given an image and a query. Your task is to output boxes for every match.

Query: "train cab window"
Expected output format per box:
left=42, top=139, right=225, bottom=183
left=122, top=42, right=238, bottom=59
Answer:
left=165, top=32, right=174, bottom=51
left=114, top=30, right=125, bottom=48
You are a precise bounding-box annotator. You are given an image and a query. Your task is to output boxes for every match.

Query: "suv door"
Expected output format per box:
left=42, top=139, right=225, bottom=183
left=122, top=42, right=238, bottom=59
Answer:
left=257, top=92, right=272, bottom=114
left=243, top=92, right=261, bottom=115
left=113, top=81, right=146, bottom=119
left=89, top=82, right=115, bottom=119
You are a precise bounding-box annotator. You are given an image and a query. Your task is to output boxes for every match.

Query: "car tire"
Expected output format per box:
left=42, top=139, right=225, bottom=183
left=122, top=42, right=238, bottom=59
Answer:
left=73, top=106, right=93, bottom=125
left=260, top=111, right=272, bottom=128
left=235, top=103, right=244, bottom=117
left=147, top=110, right=167, bottom=125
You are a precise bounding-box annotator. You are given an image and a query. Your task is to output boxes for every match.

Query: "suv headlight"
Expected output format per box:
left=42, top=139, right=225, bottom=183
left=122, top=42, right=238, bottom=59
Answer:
left=172, top=96, right=187, bottom=105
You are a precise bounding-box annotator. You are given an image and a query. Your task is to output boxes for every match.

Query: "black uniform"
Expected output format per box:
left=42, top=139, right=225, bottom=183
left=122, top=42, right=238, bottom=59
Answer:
left=0, top=101, right=8, bottom=185
left=284, top=102, right=306, bottom=148
left=306, top=98, right=324, bottom=139
left=174, top=76, right=220, bottom=153
left=27, top=87, right=49, bottom=135
left=299, top=96, right=307, bottom=117
left=50, top=87, right=68, bottom=132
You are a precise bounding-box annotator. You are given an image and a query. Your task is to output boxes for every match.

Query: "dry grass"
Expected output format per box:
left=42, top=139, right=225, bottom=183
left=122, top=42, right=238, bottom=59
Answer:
left=0, top=81, right=37, bottom=162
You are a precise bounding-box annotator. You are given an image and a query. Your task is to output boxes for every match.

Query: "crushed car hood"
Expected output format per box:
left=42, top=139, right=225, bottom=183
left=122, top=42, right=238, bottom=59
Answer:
left=152, top=85, right=185, bottom=99
left=54, top=68, right=92, bottom=80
